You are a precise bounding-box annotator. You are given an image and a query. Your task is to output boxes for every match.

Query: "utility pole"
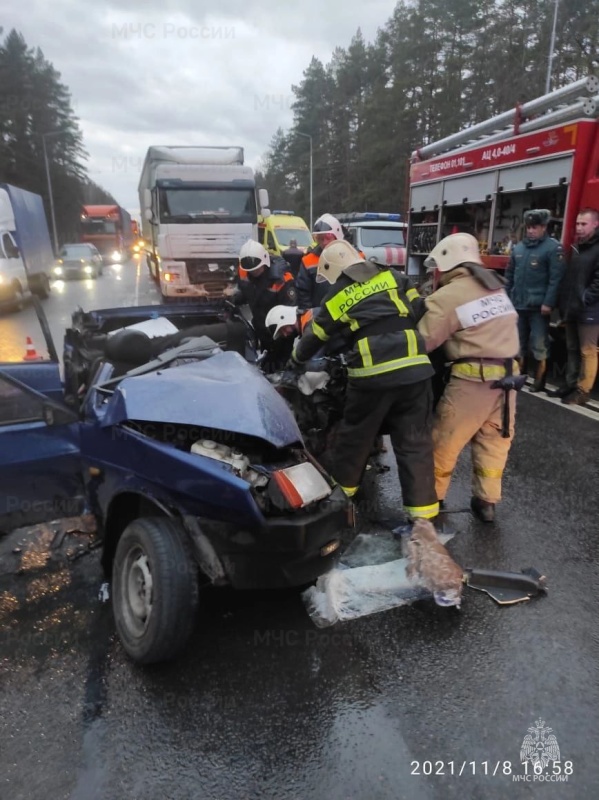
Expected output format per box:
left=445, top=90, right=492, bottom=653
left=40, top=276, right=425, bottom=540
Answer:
left=40, top=131, right=61, bottom=254
left=297, top=132, right=313, bottom=230
left=545, top=0, right=560, bottom=94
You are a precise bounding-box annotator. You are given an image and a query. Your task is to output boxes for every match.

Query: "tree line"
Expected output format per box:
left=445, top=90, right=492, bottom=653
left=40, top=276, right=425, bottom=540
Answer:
left=0, top=28, right=114, bottom=246
left=257, top=0, right=599, bottom=221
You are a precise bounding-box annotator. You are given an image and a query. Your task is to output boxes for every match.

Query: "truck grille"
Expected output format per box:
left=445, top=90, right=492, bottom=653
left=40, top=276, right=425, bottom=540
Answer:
left=185, top=259, right=235, bottom=298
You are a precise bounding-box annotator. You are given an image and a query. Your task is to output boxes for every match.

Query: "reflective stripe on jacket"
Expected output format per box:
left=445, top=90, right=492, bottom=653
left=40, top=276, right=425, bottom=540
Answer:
left=451, top=361, right=520, bottom=381
left=293, top=269, right=433, bottom=389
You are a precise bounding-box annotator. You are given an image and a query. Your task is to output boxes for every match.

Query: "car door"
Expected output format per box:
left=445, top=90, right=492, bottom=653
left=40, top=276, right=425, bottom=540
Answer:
left=0, top=365, right=84, bottom=532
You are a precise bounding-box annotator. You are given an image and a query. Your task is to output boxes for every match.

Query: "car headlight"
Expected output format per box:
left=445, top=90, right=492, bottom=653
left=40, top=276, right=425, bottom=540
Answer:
left=53, top=266, right=63, bottom=276
left=83, top=265, right=93, bottom=274
left=0, top=274, right=5, bottom=284
left=111, top=251, right=122, bottom=262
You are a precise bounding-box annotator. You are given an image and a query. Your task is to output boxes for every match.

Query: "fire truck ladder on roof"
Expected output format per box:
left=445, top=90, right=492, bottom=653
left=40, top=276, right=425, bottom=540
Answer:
left=411, top=75, right=599, bottom=162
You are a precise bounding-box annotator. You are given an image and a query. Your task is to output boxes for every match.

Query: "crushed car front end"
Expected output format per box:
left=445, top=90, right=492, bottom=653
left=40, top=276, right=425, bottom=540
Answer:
left=80, top=347, right=350, bottom=590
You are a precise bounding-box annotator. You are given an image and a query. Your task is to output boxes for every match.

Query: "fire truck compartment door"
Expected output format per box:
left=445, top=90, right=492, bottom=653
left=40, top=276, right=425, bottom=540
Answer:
left=441, top=173, right=496, bottom=205
left=410, top=182, right=443, bottom=211
left=498, top=156, right=573, bottom=192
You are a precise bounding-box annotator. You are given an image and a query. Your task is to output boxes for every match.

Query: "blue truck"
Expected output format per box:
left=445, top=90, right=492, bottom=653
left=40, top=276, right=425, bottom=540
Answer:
left=0, top=183, right=54, bottom=310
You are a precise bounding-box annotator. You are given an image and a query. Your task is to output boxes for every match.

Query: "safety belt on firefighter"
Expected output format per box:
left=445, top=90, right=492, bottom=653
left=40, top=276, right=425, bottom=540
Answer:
left=491, top=358, right=527, bottom=438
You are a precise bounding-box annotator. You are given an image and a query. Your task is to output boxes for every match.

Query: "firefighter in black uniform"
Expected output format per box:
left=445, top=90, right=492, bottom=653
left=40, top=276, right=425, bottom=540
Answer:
left=225, top=240, right=297, bottom=354
left=289, top=240, right=439, bottom=523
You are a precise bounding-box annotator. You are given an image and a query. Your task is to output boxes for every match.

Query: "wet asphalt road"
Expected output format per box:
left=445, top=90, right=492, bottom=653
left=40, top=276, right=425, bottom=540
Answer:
left=1, top=266, right=598, bottom=799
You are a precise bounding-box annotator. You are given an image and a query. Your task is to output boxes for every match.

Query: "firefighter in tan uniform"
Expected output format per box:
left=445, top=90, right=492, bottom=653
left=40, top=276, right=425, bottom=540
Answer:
left=418, top=233, right=521, bottom=523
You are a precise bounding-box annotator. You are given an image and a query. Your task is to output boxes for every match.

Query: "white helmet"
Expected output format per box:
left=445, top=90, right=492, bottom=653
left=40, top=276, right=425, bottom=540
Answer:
left=312, top=213, right=344, bottom=240
left=265, top=305, right=298, bottom=339
left=239, top=239, right=270, bottom=272
left=317, top=239, right=373, bottom=284
left=424, top=233, right=483, bottom=273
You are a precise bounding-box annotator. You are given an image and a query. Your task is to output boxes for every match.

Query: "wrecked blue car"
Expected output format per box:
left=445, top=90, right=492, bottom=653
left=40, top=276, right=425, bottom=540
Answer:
left=0, top=301, right=349, bottom=664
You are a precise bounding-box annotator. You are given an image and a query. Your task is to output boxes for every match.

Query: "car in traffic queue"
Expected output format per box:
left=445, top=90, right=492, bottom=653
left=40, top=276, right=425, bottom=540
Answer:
left=53, top=243, right=104, bottom=280
left=0, top=299, right=349, bottom=665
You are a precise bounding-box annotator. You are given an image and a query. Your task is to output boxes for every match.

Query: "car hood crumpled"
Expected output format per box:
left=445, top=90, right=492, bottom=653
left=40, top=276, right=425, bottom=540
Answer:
left=100, top=350, right=303, bottom=448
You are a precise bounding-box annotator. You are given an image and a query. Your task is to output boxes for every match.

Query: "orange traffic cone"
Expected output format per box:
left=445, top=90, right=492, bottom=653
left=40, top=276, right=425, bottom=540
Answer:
left=23, top=337, right=42, bottom=361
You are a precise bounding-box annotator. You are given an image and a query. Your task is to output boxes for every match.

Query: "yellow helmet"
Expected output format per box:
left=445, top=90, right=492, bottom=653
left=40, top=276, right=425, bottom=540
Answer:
left=424, top=233, right=483, bottom=273
left=317, top=240, right=374, bottom=284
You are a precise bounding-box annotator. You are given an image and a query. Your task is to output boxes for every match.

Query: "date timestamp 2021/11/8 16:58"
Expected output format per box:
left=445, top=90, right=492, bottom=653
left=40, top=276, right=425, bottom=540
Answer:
left=410, top=760, right=574, bottom=777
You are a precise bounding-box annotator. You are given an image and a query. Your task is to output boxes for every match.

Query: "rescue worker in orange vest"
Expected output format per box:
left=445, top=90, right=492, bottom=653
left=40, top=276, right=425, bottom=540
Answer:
left=289, top=240, right=439, bottom=524
left=418, top=233, right=522, bottom=523
left=225, top=240, right=297, bottom=354
left=296, top=214, right=365, bottom=309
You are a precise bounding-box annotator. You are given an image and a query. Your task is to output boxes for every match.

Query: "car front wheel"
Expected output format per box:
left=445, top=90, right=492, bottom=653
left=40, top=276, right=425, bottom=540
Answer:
left=112, top=517, right=199, bottom=664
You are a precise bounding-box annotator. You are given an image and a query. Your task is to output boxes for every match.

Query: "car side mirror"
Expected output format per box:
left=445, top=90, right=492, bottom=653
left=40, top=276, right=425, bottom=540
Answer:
left=258, top=189, right=269, bottom=210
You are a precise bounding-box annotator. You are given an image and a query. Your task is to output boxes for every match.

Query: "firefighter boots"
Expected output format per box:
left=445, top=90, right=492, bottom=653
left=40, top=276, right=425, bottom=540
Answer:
left=470, top=496, right=495, bottom=523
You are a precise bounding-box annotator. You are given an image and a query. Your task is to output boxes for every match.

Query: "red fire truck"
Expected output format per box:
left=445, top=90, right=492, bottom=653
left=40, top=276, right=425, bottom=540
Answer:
left=80, top=204, right=134, bottom=262
left=406, top=75, right=599, bottom=280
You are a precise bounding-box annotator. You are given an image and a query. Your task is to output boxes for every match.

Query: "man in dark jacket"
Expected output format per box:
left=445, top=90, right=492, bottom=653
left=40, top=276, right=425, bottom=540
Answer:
left=281, top=238, right=304, bottom=277
left=290, top=240, right=438, bottom=525
left=558, top=208, right=599, bottom=405
left=505, top=209, right=565, bottom=391
left=225, top=240, right=297, bottom=353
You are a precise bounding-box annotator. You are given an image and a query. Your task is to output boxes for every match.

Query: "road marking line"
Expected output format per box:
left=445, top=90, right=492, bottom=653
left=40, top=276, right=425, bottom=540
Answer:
left=522, top=382, right=599, bottom=421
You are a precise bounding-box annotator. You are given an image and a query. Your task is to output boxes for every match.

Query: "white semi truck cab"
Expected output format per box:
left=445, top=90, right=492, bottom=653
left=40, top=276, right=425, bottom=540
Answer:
left=138, top=146, right=269, bottom=300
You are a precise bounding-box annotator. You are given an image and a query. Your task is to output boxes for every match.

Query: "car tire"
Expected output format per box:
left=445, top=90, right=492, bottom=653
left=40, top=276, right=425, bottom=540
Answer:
left=147, top=255, right=158, bottom=282
left=32, top=274, right=51, bottom=299
left=112, top=517, right=199, bottom=664
left=11, top=283, right=25, bottom=312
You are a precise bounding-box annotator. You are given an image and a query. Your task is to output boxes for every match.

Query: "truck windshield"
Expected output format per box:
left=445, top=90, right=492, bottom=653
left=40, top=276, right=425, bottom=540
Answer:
left=81, top=220, right=117, bottom=234
left=360, top=227, right=405, bottom=247
left=158, top=188, right=257, bottom=223
left=275, top=228, right=313, bottom=247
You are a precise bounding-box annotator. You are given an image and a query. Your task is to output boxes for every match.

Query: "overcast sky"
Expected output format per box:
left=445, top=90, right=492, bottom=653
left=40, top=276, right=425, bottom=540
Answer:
left=9, top=0, right=398, bottom=218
